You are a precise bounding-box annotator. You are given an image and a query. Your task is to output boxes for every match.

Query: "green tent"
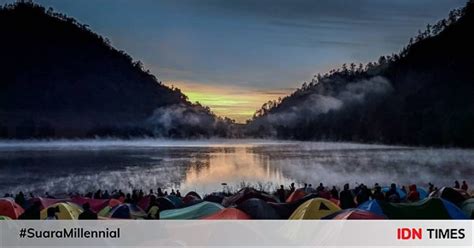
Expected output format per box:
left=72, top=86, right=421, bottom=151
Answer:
left=160, top=201, right=224, bottom=220
left=461, top=199, right=474, bottom=219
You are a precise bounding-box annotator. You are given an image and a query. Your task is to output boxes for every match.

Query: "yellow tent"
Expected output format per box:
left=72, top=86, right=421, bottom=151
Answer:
left=40, top=202, right=83, bottom=220
left=289, top=198, right=341, bottom=220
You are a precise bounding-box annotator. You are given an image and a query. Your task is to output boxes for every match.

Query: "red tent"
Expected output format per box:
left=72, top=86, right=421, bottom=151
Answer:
left=183, top=194, right=200, bottom=204
left=29, top=197, right=66, bottom=210
left=0, top=198, right=24, bottom=219
left=285, top=189, right=307, bottom=203
left=138, top=195, right=152, bottom=211
left=323, top=209, right=386, bottom=220
left=222, top=188, right=278, bottom=207
left=202, top=208, right=251, bottom=220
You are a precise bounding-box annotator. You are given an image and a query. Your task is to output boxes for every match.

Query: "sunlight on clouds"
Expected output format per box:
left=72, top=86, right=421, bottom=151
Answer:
left=168, top=81, right=292, bottom=123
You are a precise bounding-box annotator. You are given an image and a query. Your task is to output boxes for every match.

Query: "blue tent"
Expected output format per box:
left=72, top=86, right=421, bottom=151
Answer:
left=418, top=188, right=428, bottom=200
left=166, top=195, right=183, bottom=208
left=103, top=203, right=146, bottom=219
left=359, top=198, right=467, bottom=219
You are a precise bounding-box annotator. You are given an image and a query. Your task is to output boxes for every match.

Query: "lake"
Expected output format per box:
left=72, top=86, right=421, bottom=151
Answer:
left=0, top=139, right=472, bottom=196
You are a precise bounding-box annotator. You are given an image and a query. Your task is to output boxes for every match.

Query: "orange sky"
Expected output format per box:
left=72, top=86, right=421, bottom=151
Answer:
left=168, top=81, right=293, bottom=123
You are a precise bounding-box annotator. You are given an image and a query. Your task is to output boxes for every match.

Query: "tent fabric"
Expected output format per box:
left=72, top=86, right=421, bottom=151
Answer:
left=156, top=197, right=176, bottom=211
left=0, top=215, right=12, bottom=220
left=418, top=188, right=428, bottom=200
left=269, top=193, right=319, bottom=219
left=29, top=197, right=65, bottom=210
left=181, top=199, right=204, bottom=208
left=285, top=189, right=307, bottom=203
left=359, top=198, right=468, bottom=219
left=323, top=209, right=386, bottom=220
left=185, top=191, right=202, bottom=200
left=101, top=203, right=146, bottom=219
left=137, top=195, right=152, bottom=211
left=429, top=187, right=469, bottom=206
left=166, top=195, right=184, bottom=208
left=237, top=198, right=280, bottom=219
left=40, top=202, right=83, bottom=220
left=460, top=198, right=474, bottom=219
left=71, top=197, right=108, bottom=213
left=203, top=193, right=225, bottom=204
left=183, top=194, right=201, bottom=205
left=441, top=199, right=469, bottom=219
left=223, top=188, right=278, bottom=207
left=108, top=199, right=121, bottom=208
left=202, top=208, right=251, bottom=220
left=289, top=198, right=341, bottom=220
left=0, top=198, right=24, bottom=219
left=358, top=199, right=385, bottom=216
left=382, top=187, right=407, bottom=199
left=160, top=201, right=224, bottom=220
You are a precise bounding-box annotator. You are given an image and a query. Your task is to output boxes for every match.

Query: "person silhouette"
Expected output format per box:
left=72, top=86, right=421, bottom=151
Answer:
left=78, top=203, right=98, bottom=220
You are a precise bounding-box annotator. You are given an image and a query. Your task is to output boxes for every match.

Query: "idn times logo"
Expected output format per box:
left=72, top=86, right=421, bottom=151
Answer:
left=397, top=228, right=466, bottom=240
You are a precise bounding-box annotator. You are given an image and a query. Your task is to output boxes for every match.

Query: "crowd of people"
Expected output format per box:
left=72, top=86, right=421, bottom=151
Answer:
left=2, top=180, right=470, bottom=220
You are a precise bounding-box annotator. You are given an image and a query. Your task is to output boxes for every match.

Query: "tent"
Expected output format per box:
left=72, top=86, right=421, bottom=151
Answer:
left=183, top=194, right=201, bottom=205
left=166, top=195, right=184, bottom=208
left=28, top=197, right=65, bottom=210
left=203, top=193, right=225, bottom=204
left=99, top=203, right=146, bottom=219
left=222, top=188, right=278, bottom=207
left=461, top=198, right=474, bottom=219
left=285, top=189, right=307, bottom=203
left=182, top=199, right=204, bottom=208
left=160, top=201, right=224, bottom=220
left=429, top=187, right=469, bottom=206
left=185, top=191, right=202, bottom=199
left=358, top=198, right=468, bottom=219
left=269, top=193, right=319, bottom=219
left=381, top=186, right=407, bottom=199
left=71, top=197, right=109, bottom=213
left=0, top=198, right=24, bottom=219
left=323, top=209, right=386, bottom=220
left=137, top=195, right=153, bottom=211
left=156, top=197, right=176, bottom=211
left=40, top=202, right=82, bottom=220
left=418, top=188, right=428, bottom=200
left=289, top=198, right=341, bottom=220
left=202, top=208, right=251, bottom=220
left=237, top=198, right=280, bottom=219
left=0, top=215, right=12, bottom=220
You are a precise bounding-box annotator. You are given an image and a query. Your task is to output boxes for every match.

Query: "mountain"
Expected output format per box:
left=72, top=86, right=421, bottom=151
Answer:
left=247, top=0, right=474, bottom=147
left=0, top=2, right=235, bottom=139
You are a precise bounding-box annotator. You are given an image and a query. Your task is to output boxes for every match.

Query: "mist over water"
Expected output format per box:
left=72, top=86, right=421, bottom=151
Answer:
left=0, top=139, right=472, bottom=196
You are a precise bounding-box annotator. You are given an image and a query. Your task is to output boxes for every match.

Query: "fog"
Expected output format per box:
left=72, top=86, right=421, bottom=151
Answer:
left=0, top=140, right=472, bottom=196
left=262, top=76, right=393, bottom=127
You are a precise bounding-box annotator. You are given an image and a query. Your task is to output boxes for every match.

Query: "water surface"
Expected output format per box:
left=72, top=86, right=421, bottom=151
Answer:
left=0, top=139, right=472, bottom=196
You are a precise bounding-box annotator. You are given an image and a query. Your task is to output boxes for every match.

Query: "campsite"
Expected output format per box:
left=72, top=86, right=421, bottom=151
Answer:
left=1, top=183, right=472, bottom=220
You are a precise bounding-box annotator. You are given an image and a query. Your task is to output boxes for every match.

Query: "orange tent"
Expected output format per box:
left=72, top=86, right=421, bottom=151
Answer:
left=0, top=198, right=24, bottom=219
left=286, top=189, right=307, bottom=203
left=202, top=208, right=251, bottom=220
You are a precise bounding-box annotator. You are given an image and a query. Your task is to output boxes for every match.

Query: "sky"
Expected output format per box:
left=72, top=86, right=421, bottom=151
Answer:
left=4, top=0, right=467, bottom=122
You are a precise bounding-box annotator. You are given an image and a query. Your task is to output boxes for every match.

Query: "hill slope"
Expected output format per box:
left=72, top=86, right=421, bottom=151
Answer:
left=0, top=2, right=234, bottom=138
left=248, top=1, right=474, bottom=147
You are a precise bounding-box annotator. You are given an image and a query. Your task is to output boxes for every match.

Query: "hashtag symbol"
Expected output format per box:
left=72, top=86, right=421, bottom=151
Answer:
left=19, top=228, right=26, bottom=238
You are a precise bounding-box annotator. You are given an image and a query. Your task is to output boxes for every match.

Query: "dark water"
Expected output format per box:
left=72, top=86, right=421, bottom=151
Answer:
left=0, top=139, right=473, bottom=196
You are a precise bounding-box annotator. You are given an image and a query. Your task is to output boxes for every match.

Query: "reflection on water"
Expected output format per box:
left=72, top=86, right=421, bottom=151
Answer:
left=0, top=140, right=473, bottom=196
